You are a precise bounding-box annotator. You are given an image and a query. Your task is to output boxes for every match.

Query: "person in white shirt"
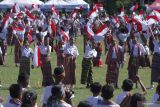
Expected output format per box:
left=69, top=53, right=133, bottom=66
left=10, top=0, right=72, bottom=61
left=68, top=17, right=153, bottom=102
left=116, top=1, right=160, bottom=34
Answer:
left=4, top=84, right=22, bottom=107
left=17, top=40, right=33, bottom=88
left=39, top=36, right=54, bottom=87
left=63, top=37, right=79, bottom=89
left=96, top=84, right=120, bottom=107
left=128, top=34, right=145, bottom=88
left=138, top=31, right=151, bottom=68
left=81, top=41, right=97, bottom=88
left=105, top=39, right=122, bottom=88
left=13, top=24, right=25, bottom=67
left=115, top=79, right=133, bottom=105
left=149, top=31, right=160, bottom=89
left=117, top=28, right=129, bottom=64
left=86, top=82, right=102, bottom=107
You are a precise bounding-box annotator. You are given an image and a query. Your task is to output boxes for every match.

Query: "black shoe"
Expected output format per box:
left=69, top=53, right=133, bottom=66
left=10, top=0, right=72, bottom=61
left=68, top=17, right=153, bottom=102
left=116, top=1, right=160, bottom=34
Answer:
left=86, top=84, right=90, bottom=88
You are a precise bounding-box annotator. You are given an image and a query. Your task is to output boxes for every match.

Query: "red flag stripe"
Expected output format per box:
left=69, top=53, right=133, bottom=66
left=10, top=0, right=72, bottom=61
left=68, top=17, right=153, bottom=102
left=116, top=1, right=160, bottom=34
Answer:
left=95, top=24, right=107, bottom=35
left=60, top=29, right=69, bottom=41
left=146, top=15, right=160, bottom=21
left=2, top=15, right=10, bottom=28
left=87, top=8, right=97, bottom=18
left=25, top=10, right=36, bottom=20
left=50, top=20, right=56, bottom=33
left=37, top=47, right=41, bottom=67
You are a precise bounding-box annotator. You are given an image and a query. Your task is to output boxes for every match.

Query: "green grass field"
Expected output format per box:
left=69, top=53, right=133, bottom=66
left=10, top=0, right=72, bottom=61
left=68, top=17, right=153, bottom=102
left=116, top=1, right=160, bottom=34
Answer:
left=0, top=36, right=156, bottom=106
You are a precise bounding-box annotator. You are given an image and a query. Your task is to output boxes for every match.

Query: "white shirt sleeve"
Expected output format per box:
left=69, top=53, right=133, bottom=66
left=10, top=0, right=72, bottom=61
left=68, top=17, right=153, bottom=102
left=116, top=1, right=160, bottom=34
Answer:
left=140, top=44, right=146, bottom=55
left=41, top=86, right=52, bottom=105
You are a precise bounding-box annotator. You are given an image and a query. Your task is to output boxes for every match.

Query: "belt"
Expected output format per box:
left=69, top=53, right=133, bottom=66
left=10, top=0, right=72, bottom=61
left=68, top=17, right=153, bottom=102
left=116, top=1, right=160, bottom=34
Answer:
left=83, top=57, right=92, bottom=60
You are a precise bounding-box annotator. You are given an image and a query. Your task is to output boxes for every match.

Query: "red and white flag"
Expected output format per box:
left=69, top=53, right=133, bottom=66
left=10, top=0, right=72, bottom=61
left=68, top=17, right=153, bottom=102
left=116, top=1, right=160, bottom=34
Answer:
left=27, top=29, right=33, bottom=43
left=154, top=9, right=160, bottom=13
left=70, top=9, right=78, bottom=19
left=60, top=29, right=69, bottom=41
left=12, top=25, right=24, bottom=31
left=12, top=25, right=25, bottom=37
left=124, top=15, right=130, bottom=23
left=94, top=3, right=103, bottom=10
left=11, top=3, right=20, bottom=13
left=16, top=12, right=24, bottom=19
left=138, top=10, right=144, bottom=15
left=112, top=16, right=120, bottom=28
left=33, top=45, right=41, bottom=67
left=50, top=20, right=56, bottom=33
left=70, top=6, right=83, bottom=19
left=132, top=18, right=142, bottom=31
left=51, top=5, right=59, bottom=16
left=87, top=8, right=98, bottom=19
left=146, top=15, right=160, bottom=22
left=25, top=8, right=36, bottom=20
left=130, top=3, right=139, bottom=11
left=85, top=23, right=94, bottom=39
left=2, top=15, right=10, bottom=30
left=31, top=4, right=40, bottom=12
left=147, top=19, right=157, bottom=25
left=95, top=24, right=109, bottom=36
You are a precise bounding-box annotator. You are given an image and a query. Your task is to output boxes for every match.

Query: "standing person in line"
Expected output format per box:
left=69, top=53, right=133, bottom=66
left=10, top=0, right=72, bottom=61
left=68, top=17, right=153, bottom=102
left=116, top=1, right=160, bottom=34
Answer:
left=17, top=39, right=33, bottom=88
left=12, top=23, right=24, bottom=67
left=81, top=40, right=97, bottom=88
left=128, top=33, right=145, bottom=88
left=39, top=36, right=54, bottom=87
left=149, top=32, right=160, bottom=89
left=105, top=39, right=122, bottom=88
left=63, top=37, right=79, bottom=89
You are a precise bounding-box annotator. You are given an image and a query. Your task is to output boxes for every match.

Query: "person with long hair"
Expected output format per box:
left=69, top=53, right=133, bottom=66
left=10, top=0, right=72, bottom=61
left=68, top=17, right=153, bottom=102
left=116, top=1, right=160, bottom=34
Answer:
left=21, top=90, right=37, bottom=107
left=46, top=85, right=71, bottom=107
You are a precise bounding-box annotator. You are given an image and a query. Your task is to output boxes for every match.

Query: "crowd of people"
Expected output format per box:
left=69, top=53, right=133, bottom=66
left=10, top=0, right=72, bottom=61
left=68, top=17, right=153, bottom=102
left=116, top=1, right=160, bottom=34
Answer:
left=0, top=2, right=160, bottom=107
